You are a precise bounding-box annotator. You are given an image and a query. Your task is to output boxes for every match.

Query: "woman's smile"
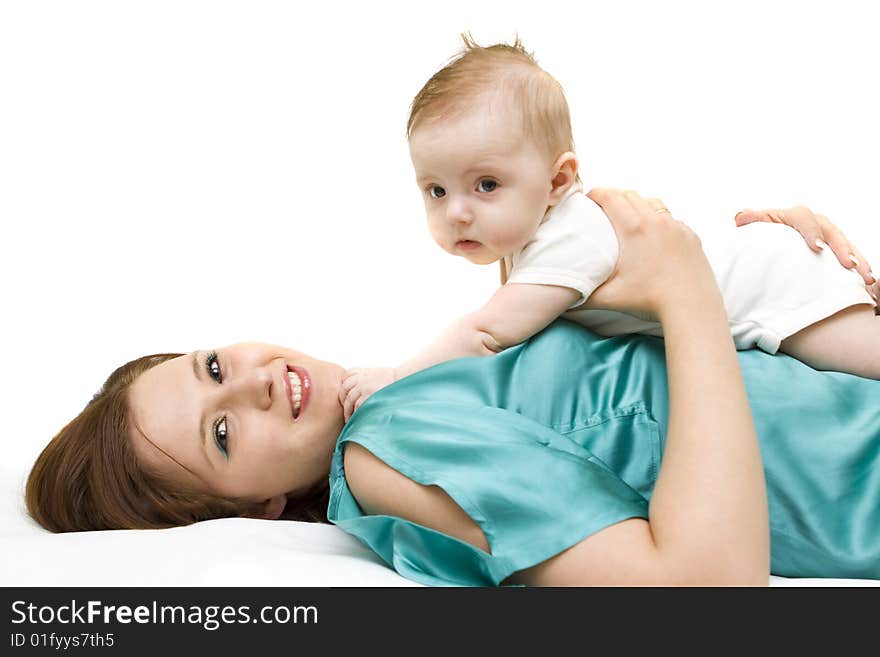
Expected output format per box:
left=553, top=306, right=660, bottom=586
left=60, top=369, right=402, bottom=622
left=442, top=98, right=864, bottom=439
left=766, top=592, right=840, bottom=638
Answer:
left=285, top=365, right=311, bottom=420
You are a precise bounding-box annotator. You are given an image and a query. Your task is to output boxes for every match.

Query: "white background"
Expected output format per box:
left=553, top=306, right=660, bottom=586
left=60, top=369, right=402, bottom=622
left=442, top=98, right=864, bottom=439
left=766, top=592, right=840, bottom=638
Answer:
left=2, top=0, right=878, bottom=480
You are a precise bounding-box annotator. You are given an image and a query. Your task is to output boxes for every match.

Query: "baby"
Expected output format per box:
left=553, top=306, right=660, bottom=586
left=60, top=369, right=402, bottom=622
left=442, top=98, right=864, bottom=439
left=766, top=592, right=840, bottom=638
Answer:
left=340, top=36, right=880, bottom=419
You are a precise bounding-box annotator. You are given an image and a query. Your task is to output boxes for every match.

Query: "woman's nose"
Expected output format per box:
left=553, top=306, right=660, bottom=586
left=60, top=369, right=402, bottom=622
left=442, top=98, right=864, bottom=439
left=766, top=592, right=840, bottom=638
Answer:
left=223, top=367, right=273, bottom=410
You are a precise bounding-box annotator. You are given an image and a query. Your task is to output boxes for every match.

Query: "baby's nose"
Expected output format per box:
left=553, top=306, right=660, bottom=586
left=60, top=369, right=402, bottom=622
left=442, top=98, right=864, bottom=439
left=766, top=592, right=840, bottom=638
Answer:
left=446, top=198, right=474, bottom=224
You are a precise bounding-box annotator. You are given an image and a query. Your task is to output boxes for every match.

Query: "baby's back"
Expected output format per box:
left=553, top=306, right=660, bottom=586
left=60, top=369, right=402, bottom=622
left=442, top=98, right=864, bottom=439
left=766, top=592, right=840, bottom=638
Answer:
left=567, top=221, right=871, bottom=353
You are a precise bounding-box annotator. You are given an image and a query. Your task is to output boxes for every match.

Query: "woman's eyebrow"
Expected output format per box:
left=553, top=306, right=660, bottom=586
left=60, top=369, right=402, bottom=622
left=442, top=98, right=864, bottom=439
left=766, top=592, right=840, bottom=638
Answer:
left=192, top=351, right=202, bottom=382
left=191, top=352, right=213, bottom=462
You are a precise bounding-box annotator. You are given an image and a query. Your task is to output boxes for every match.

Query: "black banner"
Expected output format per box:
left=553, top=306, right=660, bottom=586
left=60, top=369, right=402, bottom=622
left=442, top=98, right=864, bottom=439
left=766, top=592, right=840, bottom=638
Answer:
left=0, top=587, right=873, bottom=654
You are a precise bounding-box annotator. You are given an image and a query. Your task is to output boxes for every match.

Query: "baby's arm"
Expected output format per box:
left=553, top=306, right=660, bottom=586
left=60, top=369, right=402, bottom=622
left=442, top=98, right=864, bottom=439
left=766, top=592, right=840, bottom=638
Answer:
left=401, top=282, right=581, bottom=368
left=339, top=283, right=581, bottom=420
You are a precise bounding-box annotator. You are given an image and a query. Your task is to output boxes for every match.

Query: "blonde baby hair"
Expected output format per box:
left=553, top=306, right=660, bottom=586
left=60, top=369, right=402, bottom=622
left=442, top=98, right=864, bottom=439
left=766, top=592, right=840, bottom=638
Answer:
left=408, top=34, right=579, bottom=286
left=407, top=33, right=576, bottom=165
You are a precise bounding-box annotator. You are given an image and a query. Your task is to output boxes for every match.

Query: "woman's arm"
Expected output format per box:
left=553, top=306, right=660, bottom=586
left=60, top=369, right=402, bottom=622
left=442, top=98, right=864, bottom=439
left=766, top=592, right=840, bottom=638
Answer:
left=517, top=189, right=769, bottom=585
left=644, top=250, right=769, bottom=584
left=346, top=188, right=770, bottom=585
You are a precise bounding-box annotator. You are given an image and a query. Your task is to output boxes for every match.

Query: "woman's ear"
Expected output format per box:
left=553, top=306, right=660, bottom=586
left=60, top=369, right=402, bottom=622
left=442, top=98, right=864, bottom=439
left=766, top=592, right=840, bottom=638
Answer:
left=548, top=151, right=578, bottom=206
left=240, top=494, right=287, bottom=520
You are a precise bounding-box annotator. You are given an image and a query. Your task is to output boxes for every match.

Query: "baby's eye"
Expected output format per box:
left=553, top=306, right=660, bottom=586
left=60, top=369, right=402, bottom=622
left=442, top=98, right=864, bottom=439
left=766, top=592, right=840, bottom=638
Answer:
left=213, top=417, right=229, bottom=458
left=206, top=350, right=222, bottom=383
left=428, top=185, right=446, bottom=199
left=476, top=179, right=498, bottom=193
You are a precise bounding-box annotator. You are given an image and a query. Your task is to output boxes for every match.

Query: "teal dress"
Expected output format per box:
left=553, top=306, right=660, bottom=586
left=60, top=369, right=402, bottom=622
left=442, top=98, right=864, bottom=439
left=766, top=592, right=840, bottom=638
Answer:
left=327, top=320, right=880, bottom=585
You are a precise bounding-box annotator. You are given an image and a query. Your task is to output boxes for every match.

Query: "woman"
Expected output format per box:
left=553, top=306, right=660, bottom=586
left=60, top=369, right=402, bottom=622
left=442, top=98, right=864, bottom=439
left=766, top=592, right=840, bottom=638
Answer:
left=26, top=191, right=880, bottom=585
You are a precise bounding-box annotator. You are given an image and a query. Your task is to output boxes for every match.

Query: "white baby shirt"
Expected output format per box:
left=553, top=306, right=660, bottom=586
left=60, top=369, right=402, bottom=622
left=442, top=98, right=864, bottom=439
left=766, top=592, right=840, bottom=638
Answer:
left=502, top=185, right=873, bottom=353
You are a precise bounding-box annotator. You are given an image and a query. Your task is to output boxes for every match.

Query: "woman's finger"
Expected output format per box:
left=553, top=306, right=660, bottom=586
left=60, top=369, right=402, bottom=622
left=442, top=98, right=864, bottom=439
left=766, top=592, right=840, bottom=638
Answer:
left=813, top=213, right=874, bottom=283
left=735, top=208, right=788, bottom=225
left=734, top=209, right=757, bottom=226
left=738, top=205, right=876, bottom=283
left=767, top=206, right=824, bottom=253
left=849, top=243, right=875, bottom=284
left=735, top=209, right=784, bottom=227
left=623, top=190, right=663, bottom=218
left=782, top=206, right=824, bottom=253
left=587, top=186, right=711, bottom=317
left=818, top=222, right=857, bottom=271
left=587, top=187, right=638, bottom=230
left=866, top=280, right=880, bottom=310
left=645, top=197, right=672, bottom=216
left=815, top=213, right=873, bottom=283
left=736, top=206, right=833, bottom=255
left=629, top=193, right=674, bottom=226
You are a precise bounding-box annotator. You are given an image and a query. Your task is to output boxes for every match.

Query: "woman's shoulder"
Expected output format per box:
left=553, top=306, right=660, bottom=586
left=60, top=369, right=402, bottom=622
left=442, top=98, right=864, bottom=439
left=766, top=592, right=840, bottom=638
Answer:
left=342, top=442, right=490, bottom=553
left=343, top=441, right=664, bottom=586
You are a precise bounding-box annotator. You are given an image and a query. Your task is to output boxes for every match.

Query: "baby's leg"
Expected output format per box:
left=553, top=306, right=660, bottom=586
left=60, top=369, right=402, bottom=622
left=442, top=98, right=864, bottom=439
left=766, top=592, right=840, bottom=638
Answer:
left=780, top=304, right=880, bottom=378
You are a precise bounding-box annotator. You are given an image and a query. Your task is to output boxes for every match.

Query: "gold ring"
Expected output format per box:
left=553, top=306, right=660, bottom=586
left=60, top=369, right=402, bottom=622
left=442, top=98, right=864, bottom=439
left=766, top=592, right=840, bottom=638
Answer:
left=654, top=208, right=671, bottom=214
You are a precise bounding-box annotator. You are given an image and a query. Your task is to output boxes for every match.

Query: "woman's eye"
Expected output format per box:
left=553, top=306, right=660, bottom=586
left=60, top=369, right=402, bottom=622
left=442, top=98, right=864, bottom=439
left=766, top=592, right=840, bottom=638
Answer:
left=428, top=185, right=446, bottom=199
left=213, top=417, right=229, bottom=458
left=477, top=179, right=497, bottom=193
left=206, top=350, right=222, bottom=383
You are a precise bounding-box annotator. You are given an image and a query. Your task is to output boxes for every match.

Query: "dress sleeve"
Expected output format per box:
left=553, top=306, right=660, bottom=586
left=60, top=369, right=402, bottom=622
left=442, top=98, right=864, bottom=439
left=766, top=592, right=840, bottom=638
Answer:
left=328, top=400, right=651, bottom=586
left=507, top=193, right=619, bottom=308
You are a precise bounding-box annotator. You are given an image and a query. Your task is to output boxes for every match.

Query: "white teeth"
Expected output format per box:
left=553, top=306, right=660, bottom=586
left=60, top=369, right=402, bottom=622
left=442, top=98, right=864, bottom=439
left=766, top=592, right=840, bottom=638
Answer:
left=287, top=370, right=302, bottom=390
left=287, top=370, right=302, bottom=415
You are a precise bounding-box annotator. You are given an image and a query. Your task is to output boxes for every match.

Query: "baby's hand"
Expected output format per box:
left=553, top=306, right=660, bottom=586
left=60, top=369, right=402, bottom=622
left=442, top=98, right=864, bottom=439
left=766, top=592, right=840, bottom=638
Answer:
left=338, top=367, right=398, bottom=422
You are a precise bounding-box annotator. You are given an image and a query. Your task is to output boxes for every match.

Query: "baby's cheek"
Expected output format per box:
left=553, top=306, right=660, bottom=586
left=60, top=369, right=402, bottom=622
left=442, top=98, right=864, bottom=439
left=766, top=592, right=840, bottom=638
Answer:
left=432, top=234, right=453, bottom=254
left=491, top=219, right=533, bottom=254
left=426, top=224, right=453, bottom=252
left=424, top=215, right=443, bottom=239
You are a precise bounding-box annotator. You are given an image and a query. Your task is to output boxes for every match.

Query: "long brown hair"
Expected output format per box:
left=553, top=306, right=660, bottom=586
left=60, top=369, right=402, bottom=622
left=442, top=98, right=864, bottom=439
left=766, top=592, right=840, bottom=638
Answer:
left=26, top=353, right=330, bottom=532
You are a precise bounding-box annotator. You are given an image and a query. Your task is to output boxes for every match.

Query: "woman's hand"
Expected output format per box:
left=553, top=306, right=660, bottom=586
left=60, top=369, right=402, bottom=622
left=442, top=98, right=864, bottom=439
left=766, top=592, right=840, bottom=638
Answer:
left=585, top=188, right=721, bottom=319
left=581, top=188, right=769, bottom=583
left=735, top=206, right=876, bottom=289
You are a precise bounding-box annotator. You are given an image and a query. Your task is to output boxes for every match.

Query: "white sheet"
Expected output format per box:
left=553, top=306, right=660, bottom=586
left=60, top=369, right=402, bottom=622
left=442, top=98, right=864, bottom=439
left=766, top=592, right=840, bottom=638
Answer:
left=0, top=467, right=415, bottom=587
left=1, top=468, right=874, bottom=587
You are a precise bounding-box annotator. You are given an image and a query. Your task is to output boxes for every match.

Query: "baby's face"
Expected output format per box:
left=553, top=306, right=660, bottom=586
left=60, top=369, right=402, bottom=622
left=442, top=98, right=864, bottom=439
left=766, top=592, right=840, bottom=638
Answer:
left=409, top=103, right=554, bottom=265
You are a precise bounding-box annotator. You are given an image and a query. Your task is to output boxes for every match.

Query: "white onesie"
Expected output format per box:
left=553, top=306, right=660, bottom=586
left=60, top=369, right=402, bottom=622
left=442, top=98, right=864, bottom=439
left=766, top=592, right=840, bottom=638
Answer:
left=502, top=185, right=874, bottom=353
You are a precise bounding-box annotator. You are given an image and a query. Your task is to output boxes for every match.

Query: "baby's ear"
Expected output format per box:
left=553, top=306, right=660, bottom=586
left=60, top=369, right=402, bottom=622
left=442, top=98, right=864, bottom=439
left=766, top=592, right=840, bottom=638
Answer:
left=548, top=152, right=578, bottom=205
left=240, top=494, right=287, bottom=520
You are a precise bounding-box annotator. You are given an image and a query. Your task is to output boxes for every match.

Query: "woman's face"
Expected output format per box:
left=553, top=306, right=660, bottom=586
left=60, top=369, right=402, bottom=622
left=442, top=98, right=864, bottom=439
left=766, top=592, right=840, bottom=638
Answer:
left=128, top=342, right=346, bottom=506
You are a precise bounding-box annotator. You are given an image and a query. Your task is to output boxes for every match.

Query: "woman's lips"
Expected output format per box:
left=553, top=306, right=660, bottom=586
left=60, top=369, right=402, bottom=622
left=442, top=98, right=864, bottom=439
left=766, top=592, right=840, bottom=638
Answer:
left=285, top=365, right=312, bottom=420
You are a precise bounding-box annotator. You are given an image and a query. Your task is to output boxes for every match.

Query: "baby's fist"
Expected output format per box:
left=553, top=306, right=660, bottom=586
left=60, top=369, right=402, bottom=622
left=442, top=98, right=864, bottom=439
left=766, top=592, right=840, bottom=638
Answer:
left=339, top=367, right=398, bottom=422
